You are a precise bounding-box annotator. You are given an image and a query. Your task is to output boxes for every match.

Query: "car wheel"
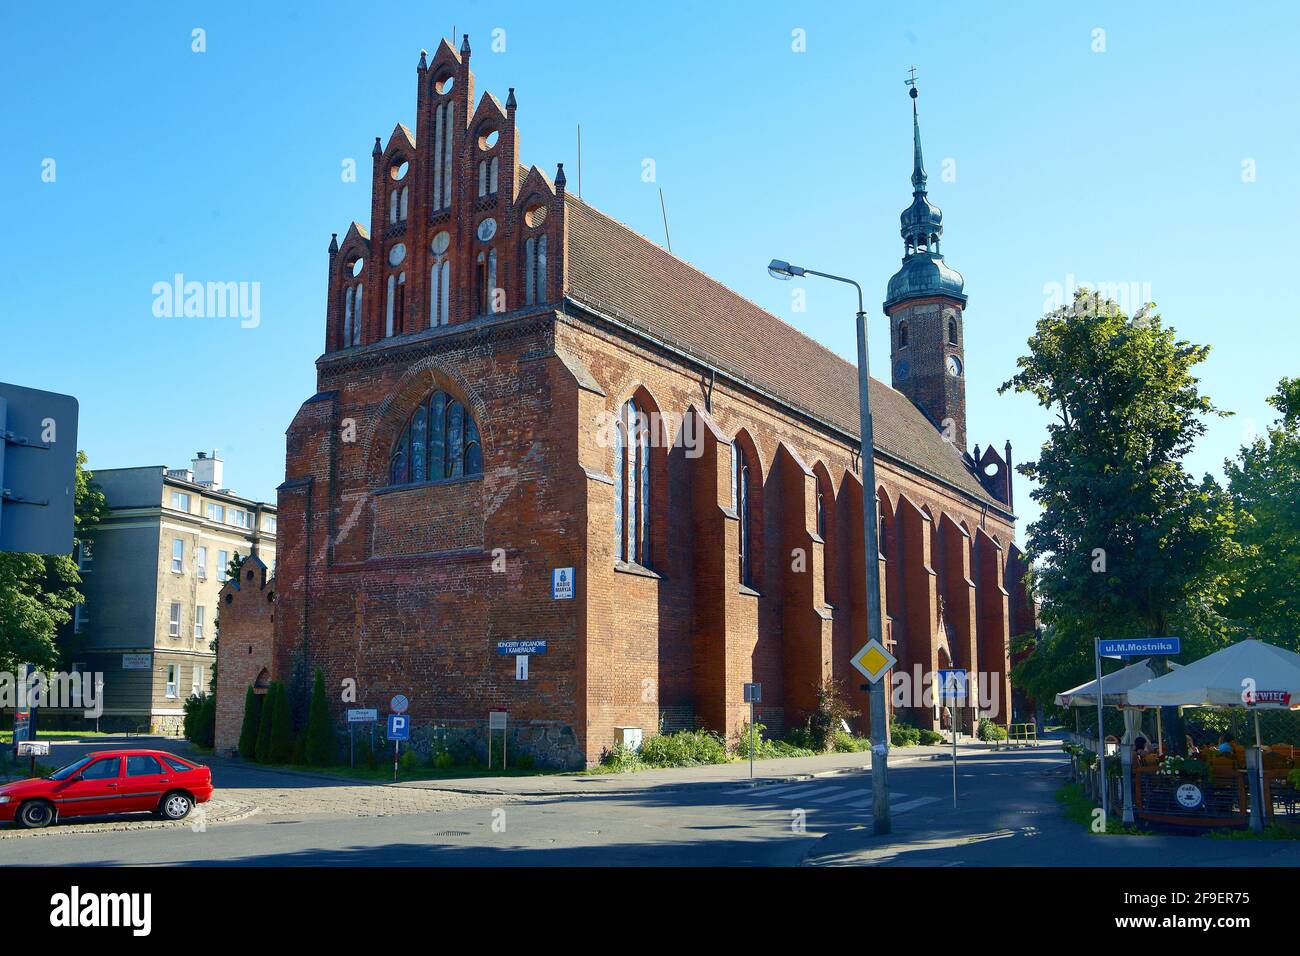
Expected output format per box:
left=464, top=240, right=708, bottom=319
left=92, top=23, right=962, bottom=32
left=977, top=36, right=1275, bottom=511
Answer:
left=17, top=800, right=55, bottom=830
left=158, top=791, right=193, bottom=821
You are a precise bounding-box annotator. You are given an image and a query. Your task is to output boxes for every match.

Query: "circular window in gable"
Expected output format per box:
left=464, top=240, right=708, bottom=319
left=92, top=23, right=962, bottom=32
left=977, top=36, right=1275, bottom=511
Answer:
left=388, top=243, right=407, bottom=267
left=524, top=204, right=547, bottom=229
left=390, top=160, right=409, bottom=181
left=431, top=231, right=450, bottom=255
left=350, top=257, right=364, bottom=278
left=433, top=73, right=455, bottom=95
left=478, top=128, right=499, bottom=151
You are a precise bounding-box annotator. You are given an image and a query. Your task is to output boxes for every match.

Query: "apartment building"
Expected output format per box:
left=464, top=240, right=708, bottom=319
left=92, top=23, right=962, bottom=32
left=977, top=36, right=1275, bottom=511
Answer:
left=71, top=452, right=275, bottom=734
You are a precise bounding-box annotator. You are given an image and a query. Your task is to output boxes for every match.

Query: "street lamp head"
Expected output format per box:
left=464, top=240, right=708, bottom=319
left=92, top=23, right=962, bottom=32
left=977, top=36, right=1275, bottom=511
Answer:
left=767, top=259, right=805, bottom=280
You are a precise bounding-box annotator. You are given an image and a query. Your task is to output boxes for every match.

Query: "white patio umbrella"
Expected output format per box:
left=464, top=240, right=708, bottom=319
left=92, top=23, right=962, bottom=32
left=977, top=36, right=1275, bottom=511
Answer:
left=1127, top=638, right=1300, bottom=747
left=1055, top=658, right=1179, bottom=749
left=1055, top=658, right=1163, bottom=708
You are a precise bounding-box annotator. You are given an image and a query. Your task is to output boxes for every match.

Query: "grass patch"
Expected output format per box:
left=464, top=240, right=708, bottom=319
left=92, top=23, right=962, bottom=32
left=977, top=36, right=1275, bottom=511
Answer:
left=0, top=730, right=125, bottom=744
left=1208, top=824, right=1300, bottom=841
left=1055, top=782, right=1148, bottom=835
left=241, top=759, right=567, bottom=783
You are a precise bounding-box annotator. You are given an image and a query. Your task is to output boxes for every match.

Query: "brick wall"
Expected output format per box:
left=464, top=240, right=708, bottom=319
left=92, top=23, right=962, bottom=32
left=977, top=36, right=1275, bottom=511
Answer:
left=213, top=559, right=274, bottom=755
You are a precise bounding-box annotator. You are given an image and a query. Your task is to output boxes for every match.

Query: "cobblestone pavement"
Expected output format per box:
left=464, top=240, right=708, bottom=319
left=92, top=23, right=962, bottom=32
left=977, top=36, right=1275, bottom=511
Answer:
left=0, top=738, right=519, bottom=843
left=235, top=782, right=513, bottom=818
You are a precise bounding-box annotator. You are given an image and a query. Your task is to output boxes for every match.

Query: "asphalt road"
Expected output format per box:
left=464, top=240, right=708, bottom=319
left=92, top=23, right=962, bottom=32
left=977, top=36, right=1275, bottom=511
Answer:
left=5, top=742, right=1300, bottom=866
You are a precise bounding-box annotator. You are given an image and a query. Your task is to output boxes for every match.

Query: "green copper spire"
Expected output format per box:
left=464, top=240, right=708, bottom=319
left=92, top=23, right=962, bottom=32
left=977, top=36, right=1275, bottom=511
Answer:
left=885, top=69, right=966, bottom=311
left=910, top=73, right=927, bottom=194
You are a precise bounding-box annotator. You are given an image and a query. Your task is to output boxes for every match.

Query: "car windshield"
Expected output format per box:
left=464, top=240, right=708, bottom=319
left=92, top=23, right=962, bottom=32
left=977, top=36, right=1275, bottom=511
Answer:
left=46, top=756, right=95, bottom=781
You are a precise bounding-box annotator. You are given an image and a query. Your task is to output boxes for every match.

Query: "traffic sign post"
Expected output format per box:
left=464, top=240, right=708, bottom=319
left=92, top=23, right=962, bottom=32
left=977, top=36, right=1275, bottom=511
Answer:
left=937, top=669, right=967, bottom=809
left=850, top=637, right=897, bottom=829
left=0, top=382, right=79, bottom=557
left=16, top=739, right=49, bottom=779
left=1092, top=637, right=1181, bottom=816
left=743, top=683, right=761, bottom=781
left=488, top=710, right=508, bottom=769
left=387, top=713, right=410, bottom=781
left=347, top=709, right=378, bottom=768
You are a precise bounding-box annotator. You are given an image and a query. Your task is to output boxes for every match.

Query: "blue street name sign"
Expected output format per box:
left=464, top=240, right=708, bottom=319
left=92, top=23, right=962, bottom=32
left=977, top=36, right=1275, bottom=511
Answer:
left=496, top=640, right=548, bottom=656
left=387, top=714, right=410, bottom=740
left=1098, top=637, right=1181, bottom=658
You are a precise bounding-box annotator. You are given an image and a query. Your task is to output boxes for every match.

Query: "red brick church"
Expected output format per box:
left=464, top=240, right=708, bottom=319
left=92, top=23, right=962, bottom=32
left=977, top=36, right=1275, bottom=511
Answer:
left=215, top=37, right=1034, bottom=767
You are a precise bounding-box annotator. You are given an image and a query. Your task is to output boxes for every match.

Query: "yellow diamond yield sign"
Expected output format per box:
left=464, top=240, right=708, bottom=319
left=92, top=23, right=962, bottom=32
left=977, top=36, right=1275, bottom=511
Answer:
left=851, top=638, right=897, bottom=683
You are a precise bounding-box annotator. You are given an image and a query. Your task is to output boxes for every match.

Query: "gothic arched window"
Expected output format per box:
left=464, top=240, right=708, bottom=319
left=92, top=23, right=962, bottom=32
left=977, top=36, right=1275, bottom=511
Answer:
left=732, top=439, right=753, bottom=587
left=614, top=399, right=650, bottom=566
left=389, top=391, right=483, bottom=486
left=898, top=320, right=909, bottom=348
left=429, top=231, right=451, bottom=327
left=947, top=318, right=958, bottom=345
left=476, top=249, right=498, bottom=315
left=431, top=95, right=455, bottom=211
left=524, top=234, right=547, bottom=305
left=341, top=256, right=363, bottom=348
left=478, top=157, right=499, bottom=197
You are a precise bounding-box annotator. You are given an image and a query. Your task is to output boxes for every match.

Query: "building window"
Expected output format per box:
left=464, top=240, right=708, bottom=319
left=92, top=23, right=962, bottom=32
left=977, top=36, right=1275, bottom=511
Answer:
left=524, top=234, right=548, bottom=306
left=898, top=320, right=909, bottom=348
left=170, top=491, right=191, bottom=512
left=948, top=318, right=958, bottom=345
left=430, top=232, right=451, bottom=326
left=389, top=390, right=484, bottom=486
left=343, top=282, right=361, bottom=347
left=613, top=398, right=651, bottom=566
left=263, top=515, right=277, bottom=534
left=208, top=503, right=225, bottom=523
left=477, top=157, right=499, bottom=197
left=386, top=275, right=396, bottom=335
left=76, top=540, right=94, bottom=571
left=217, top=549, right=229, bottom=582
left=475, top=249, right=499, bottom=315
left=431, top=100, right=456, bottom=211
left=74, top=604, right=87, bottom=634
left=194, top=605, right=205, bottom=641
left=192, top=665, right=204, bottom=697
left=166, top=664, right=178, bottom=699
left=228, top=509, right=252, bottom=530
left=196, top=546, right=208, bottom=579
left=169, top=602, right=182, bottom=638
left=171, top=538, right=184, bottom=573
left=733, top=440, right=753, bottom=587
left=816, top=488, right=825, bottom=539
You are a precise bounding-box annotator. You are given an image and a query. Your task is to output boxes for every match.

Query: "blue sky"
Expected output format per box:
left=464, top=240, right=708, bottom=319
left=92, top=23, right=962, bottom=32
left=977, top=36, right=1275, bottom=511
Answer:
left=3, top=1, right=1296, bottom=534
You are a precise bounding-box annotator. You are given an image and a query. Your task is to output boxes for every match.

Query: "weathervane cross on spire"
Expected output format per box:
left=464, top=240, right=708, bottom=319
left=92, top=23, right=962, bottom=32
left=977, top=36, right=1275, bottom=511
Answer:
left=905, top=65, right=918, bottom=90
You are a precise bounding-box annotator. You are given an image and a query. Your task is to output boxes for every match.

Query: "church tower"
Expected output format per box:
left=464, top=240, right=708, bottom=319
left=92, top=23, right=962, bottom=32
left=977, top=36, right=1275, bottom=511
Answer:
left=884, top=74, right=969, bottom=450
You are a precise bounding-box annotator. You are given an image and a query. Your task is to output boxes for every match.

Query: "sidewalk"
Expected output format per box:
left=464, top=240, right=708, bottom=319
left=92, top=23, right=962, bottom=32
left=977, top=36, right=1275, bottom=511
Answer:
left=392, top=744, right=973, bottom=796
left=802, top=745, right=1300, bottom=868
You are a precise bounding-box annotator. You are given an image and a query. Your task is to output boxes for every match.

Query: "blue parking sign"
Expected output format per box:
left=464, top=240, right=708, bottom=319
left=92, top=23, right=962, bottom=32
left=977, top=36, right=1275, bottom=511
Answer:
left=387, top=714, right=410, bottom=740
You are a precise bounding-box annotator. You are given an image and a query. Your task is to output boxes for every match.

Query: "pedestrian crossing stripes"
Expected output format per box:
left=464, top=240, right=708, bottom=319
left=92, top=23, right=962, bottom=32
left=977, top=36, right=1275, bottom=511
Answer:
left=723, top=779, right=939, bottom=817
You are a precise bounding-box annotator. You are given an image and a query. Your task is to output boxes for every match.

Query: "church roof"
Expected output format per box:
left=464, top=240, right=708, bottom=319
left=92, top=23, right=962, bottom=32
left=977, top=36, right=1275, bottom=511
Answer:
left=561, top=195, right=1005, bottom=511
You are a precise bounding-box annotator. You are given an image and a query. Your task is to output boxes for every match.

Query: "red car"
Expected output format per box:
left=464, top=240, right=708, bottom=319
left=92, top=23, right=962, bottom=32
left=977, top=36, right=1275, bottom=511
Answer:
left=0, top=749, right=213, bottom=829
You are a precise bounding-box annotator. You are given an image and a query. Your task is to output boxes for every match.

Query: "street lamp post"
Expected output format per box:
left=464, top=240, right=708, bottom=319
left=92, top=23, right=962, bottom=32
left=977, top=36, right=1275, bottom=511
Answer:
left=767, top=259, right=891, bottom=835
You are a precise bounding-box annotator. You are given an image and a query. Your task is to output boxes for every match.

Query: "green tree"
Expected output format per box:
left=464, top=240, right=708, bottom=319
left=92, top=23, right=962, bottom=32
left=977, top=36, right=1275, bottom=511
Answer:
left=305, top=668, right=337, bottom=766
left=1001, top=292, right=1239, bottom=741
left=255, top=682, right=278, bottom=762
left=0, top=451, right=108, bottom=672
left=238, top=685, right=263, bottom=759
left=1223, top=378, right=1300, bottom=649
left=225, top=551, right=245, bottom=586
left=269, top=680, right=294, bottom=763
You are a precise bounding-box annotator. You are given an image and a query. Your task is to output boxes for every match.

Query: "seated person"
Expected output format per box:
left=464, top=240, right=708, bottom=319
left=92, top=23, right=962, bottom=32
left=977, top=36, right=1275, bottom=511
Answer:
left=1217, top=732, right=1235, bottom=755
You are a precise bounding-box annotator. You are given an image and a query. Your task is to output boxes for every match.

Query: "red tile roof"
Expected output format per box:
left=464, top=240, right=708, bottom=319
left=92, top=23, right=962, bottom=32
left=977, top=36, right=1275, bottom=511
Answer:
left=561, top=195, right=1004, bottom=510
